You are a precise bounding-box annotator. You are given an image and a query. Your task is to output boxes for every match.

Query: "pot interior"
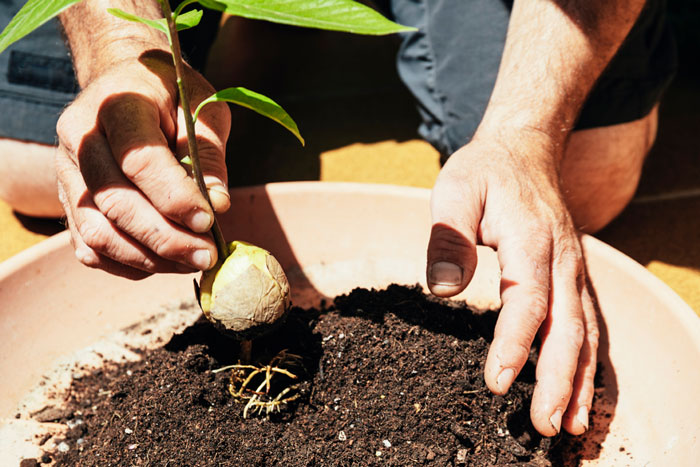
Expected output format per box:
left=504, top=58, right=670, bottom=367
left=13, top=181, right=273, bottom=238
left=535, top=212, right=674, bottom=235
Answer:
left=1, top=182, right=698, bottom=464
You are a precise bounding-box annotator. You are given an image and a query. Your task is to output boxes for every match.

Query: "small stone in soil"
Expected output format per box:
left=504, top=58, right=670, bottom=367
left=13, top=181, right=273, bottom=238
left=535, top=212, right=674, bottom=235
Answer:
left=31, top=406, right=73, bottom=423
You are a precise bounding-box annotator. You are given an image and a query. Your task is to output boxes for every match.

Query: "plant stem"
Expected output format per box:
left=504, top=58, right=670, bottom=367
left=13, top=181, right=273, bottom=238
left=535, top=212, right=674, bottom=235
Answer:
left=159, top=0, right=228, bottom=259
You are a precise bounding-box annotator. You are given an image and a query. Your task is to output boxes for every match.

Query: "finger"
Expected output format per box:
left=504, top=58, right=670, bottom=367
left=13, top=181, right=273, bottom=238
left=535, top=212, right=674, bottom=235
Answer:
left=76, top=131, right=218, bottom=270
left=562, top=276, right=599, bottom=435
left=426, top=171, right=482, bottom=296
left=65, top=204, right=155, bottom=281
left=177, top=95, right=231, bottom=213
left=530, top=241, right=585, bottom=437
left=99, top=93, right=216, bottom=232
left=56, top=147, right=167, bottom=279
left=484, top=228, right=551, bottom=397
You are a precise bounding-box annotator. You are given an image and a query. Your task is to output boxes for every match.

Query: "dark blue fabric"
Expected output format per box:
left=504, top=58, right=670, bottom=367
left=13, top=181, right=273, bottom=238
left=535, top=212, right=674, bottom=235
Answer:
left=376, top=0, right=677, bottom=160
left=0, top=0, right=218, bottom=145
left=0, top=0, right=677, bottom=151
left=0, top=10, right=77, bottom=144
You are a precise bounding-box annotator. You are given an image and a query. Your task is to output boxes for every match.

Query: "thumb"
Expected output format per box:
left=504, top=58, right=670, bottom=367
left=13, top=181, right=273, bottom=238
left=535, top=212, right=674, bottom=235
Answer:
left=177, top=98, right=231, bottom=214
left=427, top=173, right=482, bottom=297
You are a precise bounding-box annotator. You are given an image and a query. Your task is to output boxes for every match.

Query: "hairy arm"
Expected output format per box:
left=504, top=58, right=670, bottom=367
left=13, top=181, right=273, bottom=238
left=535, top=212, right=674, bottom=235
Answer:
left=55, top=0, right=230, bottom=279
left=428, top=0, right=645, bottom=437
left=477, top=0, right=646, bottom=153
left=60, top=0, right=169, bottom=86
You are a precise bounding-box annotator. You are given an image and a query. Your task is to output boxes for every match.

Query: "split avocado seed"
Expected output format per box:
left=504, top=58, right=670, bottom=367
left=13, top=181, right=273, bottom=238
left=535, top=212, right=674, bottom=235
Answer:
left=197, top=241, right=291, bottom=339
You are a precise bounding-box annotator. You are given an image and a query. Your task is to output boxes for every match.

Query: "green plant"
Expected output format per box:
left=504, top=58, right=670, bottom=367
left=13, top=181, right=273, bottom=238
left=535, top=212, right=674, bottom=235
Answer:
left=1, top=1, right=411, bottom=398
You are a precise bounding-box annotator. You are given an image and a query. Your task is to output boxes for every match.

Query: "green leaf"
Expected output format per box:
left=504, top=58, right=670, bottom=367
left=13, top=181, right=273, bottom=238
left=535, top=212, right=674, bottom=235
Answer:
left=194, top=87, right=304, bottom=145
left=106, top=8, right=203, bottom=38
left=197, top=0, right=415, bottom=35
left=0, top=0, right=83, bottom=55
left=107, top=8, right=169, bottom=35
left=175, top=9, right=204, bottom=31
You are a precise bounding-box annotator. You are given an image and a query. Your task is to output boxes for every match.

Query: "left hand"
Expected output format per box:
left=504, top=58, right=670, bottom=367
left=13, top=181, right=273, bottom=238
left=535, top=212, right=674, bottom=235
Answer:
left=426, top=134, right=599, bottom=436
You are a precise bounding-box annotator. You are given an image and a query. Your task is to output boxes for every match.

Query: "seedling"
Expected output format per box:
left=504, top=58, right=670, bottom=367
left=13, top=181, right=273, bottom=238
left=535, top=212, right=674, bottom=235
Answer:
left=1, top=0, right=413, bottom=414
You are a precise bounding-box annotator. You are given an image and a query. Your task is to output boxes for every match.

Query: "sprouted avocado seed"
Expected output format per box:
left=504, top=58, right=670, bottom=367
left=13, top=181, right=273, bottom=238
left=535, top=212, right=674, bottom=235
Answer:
left=198, top=241, right=290, bottom=339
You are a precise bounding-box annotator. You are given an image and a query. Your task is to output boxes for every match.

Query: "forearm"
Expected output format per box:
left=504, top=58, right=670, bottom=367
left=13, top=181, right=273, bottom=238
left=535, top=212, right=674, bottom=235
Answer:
left=59, top=0, right=170, bottom=86
left=477, top=0, right=646, bottom=159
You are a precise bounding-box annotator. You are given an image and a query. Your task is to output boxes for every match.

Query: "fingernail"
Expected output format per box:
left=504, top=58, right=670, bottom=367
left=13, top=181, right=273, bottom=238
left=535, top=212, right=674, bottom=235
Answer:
left=208, top=184, right=230, bottom=198
left=496, top=368, right=516, bottom=393
left=549, top=409, right=563, bottom=434
left=187, top=210, right=213, bottom=233
left=190, top=249, right=212, bottom=270
left=429, top=261, right=463, bottom=286
left=576, top=406, right=589, bottom=431
left=208, top=185, right=231, bottom=212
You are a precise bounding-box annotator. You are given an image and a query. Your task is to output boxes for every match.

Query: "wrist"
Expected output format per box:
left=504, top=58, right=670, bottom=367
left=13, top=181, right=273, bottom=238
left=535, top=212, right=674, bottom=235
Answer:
left=60, top=1, right=170, bottom=86
left=477, top=100, right=574, bottom=146
left=468, top=124, right=565, bottom=182
left=82, top=40, right=171, bottom=86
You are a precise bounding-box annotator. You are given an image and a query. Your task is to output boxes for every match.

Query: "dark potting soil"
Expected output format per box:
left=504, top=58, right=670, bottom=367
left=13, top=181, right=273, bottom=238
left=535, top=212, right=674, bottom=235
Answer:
left=36, top=284, right=586, bottom=466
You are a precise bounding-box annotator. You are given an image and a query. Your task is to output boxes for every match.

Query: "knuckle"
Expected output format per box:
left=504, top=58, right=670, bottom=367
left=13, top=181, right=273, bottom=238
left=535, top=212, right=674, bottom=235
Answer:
left=142, top=226, right=181, bottom=259
left=529, top=291, right=550, bottom=323
left=56, top=107, right=75, bottom=141
left=97, top=189, right=134, bottom=226
left=121, top=156, right=194, bottom=217
left=428, top=224, right=474, bottom=260
left=155, top=175, right=196, bottom=216
left=525, top=223, right=552, bottom=245
left=517, top=224, right=552, bottom=257
left=565, top=320, right=586, bottom=351
left=511, top=341, right=532, bottom=366
left=492, top=338, right=533, bottom=371
left=500, top=282, right=550, bottom=330
left=132, top=255, right=158, bottom=273
left=56, top=107, right=84, bottom=158
left=553, top=243, right=583, bottom=273
left=55, top=163, right=70, bottom=187
left=586, top=324, right=601, bottom=351
left=78, top=220, right=111, bottom=253
left=119, top=145, right=156, bottom=181
left=57, top=182, right=69, bottom=206
left=77, top=250, right=101, bottom=268
left=198, top=145, right=227, bottom=176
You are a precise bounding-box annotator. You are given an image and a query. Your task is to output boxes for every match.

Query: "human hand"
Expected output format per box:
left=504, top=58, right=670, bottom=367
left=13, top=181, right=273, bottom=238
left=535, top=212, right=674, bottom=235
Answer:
left=426, top=135, right=599, bottom=436
left=56, top=51, right=231, bottom=279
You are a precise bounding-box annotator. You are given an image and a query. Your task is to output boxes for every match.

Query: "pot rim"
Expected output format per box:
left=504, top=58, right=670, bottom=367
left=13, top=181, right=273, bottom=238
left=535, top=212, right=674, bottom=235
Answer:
left=1, top=181, right=697, bottom=343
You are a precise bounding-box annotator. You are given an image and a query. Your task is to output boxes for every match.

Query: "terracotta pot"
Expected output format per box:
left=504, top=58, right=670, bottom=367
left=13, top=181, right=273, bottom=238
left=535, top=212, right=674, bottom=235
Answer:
left=1, top=182, right=698, bottom=464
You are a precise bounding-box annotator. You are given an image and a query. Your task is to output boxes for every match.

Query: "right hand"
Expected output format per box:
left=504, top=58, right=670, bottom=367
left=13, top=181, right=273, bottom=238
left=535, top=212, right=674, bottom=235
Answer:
left=427, top=135, right=599, bottom=437
left=56, top=51, right=231, bottom=279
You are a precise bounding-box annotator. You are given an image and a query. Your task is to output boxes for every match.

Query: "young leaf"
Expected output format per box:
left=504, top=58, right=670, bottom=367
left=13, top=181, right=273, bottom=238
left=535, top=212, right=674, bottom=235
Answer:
left=106, top=8, right=203, bottom=38
left=175, top=9, right=204, bottom=31
left=0, top=0, right=83, bottom=55
left=107, top=8, right=169, bottom=35
left=194, top=88, right=304, bottom=145
left=196, top=0, right=416, bottom=35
